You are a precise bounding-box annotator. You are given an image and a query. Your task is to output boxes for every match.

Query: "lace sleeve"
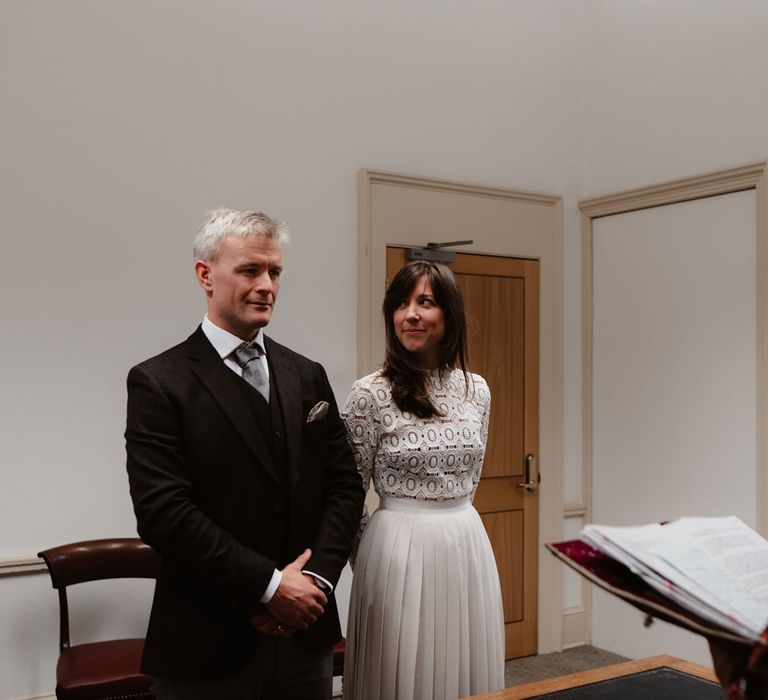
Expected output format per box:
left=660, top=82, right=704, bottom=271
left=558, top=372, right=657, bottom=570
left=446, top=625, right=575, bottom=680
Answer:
left=480, top=380, right=491, bottom=449
left=341, top=380, right=380, bottom=570
left=471, top=377, right=492, bottom=499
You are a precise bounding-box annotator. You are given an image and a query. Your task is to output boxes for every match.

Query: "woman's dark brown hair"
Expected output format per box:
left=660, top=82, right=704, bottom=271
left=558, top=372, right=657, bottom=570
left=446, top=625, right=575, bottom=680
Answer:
left=382, top=261, right=469, bottom=417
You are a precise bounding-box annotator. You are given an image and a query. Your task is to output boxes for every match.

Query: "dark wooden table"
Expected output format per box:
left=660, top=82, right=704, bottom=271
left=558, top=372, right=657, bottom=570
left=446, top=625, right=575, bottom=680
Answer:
left=463, top=655, right=724, bottom=699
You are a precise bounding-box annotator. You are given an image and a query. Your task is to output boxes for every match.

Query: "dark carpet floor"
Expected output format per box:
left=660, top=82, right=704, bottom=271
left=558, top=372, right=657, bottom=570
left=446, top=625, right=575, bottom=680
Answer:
left=505, top=645, right=629, bottom=687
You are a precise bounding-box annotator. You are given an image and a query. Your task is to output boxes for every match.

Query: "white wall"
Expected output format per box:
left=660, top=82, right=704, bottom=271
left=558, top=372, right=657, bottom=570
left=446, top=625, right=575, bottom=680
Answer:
left=579, top=0, right=768, bottom=195
left=576, top=0, right=768, bottom=665
left=3, top=0, right=768, bottom=696
left=563, top=0, right=768, bottom=504
left=0, top=2, right=584, bottom=697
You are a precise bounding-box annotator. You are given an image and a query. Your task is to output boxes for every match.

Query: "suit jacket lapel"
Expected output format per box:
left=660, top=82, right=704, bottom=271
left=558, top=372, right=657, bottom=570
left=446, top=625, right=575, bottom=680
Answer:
left=265, top=337, right=302, bottom=486
left=185, top=327, right=282, bottom=487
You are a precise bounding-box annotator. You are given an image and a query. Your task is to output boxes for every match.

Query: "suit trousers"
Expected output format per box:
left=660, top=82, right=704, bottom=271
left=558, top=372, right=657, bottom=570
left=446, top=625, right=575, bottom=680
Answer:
left=153, top=637, right=333, bottom=700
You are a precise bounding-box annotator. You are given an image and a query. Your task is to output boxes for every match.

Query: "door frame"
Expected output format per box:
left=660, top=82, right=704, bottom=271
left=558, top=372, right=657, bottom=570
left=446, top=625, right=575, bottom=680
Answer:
left=357, top=169, right=565, bottom=653
left=579, top=161, right=768, bottom=644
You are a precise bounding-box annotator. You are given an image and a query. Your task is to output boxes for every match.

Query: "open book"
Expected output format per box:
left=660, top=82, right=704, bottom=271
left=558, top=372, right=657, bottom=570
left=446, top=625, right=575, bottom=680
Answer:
left=548, top=516, right=768, bottom=644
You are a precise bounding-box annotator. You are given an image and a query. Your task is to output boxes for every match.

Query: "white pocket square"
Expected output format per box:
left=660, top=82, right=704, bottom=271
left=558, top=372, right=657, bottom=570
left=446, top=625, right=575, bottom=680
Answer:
left=307, top=401, right=329, bottom=423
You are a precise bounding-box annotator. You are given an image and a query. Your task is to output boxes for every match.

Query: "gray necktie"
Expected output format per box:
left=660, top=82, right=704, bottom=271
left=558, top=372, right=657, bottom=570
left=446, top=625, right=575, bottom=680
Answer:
left=233, top=342, right=270, bottom=402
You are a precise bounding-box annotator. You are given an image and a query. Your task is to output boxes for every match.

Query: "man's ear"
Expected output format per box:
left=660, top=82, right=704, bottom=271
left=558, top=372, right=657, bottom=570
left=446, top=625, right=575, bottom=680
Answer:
left=195, top=260, right=213, bottom=292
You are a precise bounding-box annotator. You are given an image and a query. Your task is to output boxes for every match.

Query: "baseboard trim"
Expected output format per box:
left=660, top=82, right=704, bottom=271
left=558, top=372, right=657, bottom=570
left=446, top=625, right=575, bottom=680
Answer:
left=562, top=606, right=588, bottom=649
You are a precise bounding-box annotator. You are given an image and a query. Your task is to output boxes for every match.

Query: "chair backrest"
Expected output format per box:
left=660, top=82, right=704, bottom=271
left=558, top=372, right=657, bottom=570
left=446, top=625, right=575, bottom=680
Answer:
left=38, top=538, right=161, bottom=650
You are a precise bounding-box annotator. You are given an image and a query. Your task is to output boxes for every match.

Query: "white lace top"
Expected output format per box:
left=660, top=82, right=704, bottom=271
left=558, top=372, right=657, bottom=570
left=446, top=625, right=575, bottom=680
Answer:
left=341, top=369, right=491, bottom=560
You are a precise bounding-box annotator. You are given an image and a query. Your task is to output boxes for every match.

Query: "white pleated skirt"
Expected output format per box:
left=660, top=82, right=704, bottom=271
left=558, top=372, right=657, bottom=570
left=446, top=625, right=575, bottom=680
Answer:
left=343, top=497, right=505, bottom=700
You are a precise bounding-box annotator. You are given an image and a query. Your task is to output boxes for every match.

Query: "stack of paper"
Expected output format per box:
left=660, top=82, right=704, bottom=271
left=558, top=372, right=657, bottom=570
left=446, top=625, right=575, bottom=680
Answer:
left=581, top=516, right=768, bottom=642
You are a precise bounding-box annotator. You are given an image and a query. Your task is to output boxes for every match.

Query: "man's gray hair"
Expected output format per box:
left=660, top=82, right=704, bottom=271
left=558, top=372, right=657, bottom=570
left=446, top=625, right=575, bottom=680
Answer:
left=193, top=208, right=290, bottom=261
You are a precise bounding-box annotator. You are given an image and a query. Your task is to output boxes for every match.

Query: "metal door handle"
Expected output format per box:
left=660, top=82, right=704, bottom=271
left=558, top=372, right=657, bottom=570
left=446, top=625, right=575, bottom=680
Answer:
left=518, top=453, right=539, bottom=491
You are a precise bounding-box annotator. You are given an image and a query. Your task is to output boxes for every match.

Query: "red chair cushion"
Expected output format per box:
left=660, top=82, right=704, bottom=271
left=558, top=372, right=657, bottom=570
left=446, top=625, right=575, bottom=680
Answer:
left=56, top=638, right=154, bottom=699
left=332, top=638, right=345, bottom=676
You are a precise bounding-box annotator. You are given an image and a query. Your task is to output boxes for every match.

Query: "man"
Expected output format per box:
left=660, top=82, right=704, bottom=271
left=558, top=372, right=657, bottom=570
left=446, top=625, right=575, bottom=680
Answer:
left=708, top=637, right=768, bottom=698
left=126, top=209, right=364, bottom=699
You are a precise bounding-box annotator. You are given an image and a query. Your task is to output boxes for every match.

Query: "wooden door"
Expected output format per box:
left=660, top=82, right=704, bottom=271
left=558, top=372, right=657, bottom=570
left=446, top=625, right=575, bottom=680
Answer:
left=387, top=248, right=540, bottom=659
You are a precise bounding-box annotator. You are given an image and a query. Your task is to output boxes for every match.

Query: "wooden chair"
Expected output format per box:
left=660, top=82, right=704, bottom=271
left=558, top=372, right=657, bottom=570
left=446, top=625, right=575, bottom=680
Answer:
left=38, top=538, right=161, bottom=700
left=332, top=637, right=346, bottom=677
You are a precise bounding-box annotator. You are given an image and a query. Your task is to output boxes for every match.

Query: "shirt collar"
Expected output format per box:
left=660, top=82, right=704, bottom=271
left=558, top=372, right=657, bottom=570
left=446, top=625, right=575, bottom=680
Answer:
left=201, top=315, right=266, bottom=360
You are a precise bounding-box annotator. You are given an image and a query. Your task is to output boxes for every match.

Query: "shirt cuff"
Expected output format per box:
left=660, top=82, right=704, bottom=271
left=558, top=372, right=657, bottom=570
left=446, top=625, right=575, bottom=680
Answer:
left=302, top=569, right=333, bottom=594
left=260, top=569, right=282, bottom=603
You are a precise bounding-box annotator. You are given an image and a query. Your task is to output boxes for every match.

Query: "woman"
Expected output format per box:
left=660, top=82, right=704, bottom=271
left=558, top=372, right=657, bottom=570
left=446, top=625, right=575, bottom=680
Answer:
left=341, top=260, right=505, bottom=700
